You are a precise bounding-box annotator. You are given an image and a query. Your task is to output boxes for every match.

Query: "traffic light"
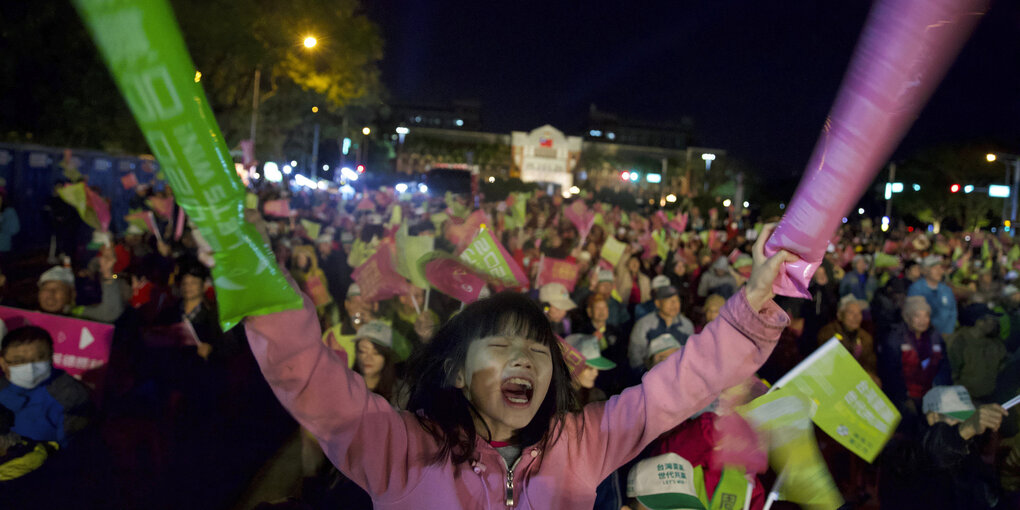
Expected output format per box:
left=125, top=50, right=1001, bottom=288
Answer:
left=356, top=164, right=366, bottom=173
left=950, top=183, right=960, bottom=193
left=621, top=171, right=631, bottom=181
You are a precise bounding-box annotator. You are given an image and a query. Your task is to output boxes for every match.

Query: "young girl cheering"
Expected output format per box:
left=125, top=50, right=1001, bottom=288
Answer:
left=244, top=221, right=794, bottom=509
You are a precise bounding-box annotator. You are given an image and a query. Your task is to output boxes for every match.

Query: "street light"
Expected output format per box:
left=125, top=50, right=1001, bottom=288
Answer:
left=251, top=35, right=319, bottom=168
left=362, top=127, right=371, bottom=136
left=987, top=153, right=997, bottom=162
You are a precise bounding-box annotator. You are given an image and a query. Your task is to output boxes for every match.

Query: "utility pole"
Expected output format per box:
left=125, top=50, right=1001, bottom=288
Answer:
left=250, top=68, right=260, bottom=152
left=310, top=122, right=320, bottom=181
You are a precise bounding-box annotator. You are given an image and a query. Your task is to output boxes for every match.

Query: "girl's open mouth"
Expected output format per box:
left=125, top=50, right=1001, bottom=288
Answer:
left=500, top=377, right=534, bottom=407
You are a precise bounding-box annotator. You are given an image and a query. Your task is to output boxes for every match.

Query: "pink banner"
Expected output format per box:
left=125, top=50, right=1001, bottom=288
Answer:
left=765, top=0, right=988, bottom=298
left=423, top=255, right=487, bottom=304
left=535, top=257, right=580, bottom=292
left=351, top=242, right=409, bottom=303
left=263, top=199, right=291, bottom=218
left=0, top=306, right=114, bottom=385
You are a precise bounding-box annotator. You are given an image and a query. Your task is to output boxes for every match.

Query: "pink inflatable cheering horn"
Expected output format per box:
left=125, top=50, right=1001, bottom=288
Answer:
left=765, top=0, right=989, bottom=298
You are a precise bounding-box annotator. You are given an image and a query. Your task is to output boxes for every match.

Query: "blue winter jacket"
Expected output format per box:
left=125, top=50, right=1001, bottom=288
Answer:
left=908, top=279, right=959, bottom=335
left=0, top=369, right=91, bottom=448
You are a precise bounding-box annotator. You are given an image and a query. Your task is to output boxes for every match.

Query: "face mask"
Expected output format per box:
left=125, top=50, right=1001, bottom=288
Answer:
left=8, top=361, right=52, bottom=389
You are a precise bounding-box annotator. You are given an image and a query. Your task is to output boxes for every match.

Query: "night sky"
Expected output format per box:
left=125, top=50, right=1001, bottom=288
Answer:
left=368, top=1, right=1020, bottom=177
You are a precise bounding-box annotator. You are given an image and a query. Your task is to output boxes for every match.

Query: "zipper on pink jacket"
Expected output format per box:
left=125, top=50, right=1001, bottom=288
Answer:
left=503, top=455, right=523, bottom=507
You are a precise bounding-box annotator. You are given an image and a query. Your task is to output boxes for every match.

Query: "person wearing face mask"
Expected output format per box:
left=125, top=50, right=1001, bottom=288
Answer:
left=0, top=326, right=91, bottom=449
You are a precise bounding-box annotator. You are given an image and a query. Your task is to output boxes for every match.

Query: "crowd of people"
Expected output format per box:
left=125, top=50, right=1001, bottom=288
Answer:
left=1, top=176, right=1019, bottom=510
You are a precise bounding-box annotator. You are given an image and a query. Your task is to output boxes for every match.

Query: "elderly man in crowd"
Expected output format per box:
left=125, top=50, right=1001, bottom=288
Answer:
left=628, top=278, right=695, bottom=372
left=36, top=246, right=124, bottom=324
left=820, top=294, right=879, bottom=383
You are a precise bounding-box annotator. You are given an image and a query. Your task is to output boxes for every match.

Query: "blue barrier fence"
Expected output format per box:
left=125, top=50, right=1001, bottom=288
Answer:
left=0, top=143, right=164, bottom=248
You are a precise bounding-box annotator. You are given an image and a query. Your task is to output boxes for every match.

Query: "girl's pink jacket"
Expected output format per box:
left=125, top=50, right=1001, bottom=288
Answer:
left=245, top=286, right=788, bottom=509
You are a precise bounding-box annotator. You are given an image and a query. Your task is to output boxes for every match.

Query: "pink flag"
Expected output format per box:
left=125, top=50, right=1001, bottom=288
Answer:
left=120, top=172, right=139, bottom=190
left=422, top=254, right=487, bottom=303
left=535, top=256, right=580, bottom=292
left=263, top=199, right=291, bottom=218
left=563, top=201, right=596, bottom=242
left=351, top=242, right=410, bottom=303
left=446, top=209, right=490, bottom=254
left=668, top=212, right=688, bottom=233
left=85, top=187, right=111, bottom=232
left=174, top=206, right=186, bottom=241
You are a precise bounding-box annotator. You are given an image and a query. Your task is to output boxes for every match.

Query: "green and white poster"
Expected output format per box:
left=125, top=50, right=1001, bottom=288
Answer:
left=771, top=338, right=901, bottom=462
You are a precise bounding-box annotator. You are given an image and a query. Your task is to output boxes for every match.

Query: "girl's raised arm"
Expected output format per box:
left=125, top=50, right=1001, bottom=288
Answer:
left=568, top=225, right=795, bottom=481
left=246, top=285, right=425, bottom=501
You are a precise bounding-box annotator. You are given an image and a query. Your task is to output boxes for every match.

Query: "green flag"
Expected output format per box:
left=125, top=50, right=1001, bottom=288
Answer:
left=301, top=219, right=321, bottom=240
left=395, top=224, right=434, bottom=289
left=601, top=236, right=627, bottom=266
left=771, top=337, right=901, bottom=462
left=511, top=192, right=527, bottom=228
left=460, top=227, right=525, bottom=286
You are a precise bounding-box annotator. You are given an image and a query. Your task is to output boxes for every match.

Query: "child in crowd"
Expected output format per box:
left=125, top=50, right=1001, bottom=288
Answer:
left=243, top=221, right=794, bottom=508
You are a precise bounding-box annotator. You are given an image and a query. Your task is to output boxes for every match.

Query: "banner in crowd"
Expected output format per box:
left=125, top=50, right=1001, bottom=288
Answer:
left=419, top=252, right=487, bottom=304
left=460, top=226, right=528, bottom=288
left=770, top=338, right=900, bottom=462
left=535, top=256, right=580, bottom=292
left=0, top=306, right=114, bottom=379
left=263, top=199, right=291, bottom=218
left=351, top=242, right=409, bottom=303
left=395, top=224, right=434, bottom=289
left=738, top=389, right=844, bottom=510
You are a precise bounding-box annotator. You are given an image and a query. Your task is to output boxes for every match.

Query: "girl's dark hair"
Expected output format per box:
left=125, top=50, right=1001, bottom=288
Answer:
left=353, top=339, right=400, bottom=404
left=405, top=292, right=579, bottom=465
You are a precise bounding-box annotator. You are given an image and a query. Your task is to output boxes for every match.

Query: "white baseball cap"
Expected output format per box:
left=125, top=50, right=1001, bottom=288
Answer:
left=355, top=321, right=393, bottom=350
left=648, top=334, right=682, bottom=360
left=539, top=283, right=576, bottom=311
left=627, top=452, right=705, bottom=510
left=922, top=385, right=975, bottom=421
